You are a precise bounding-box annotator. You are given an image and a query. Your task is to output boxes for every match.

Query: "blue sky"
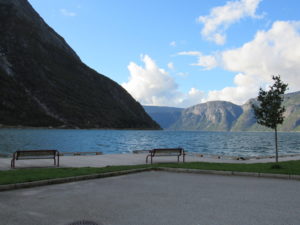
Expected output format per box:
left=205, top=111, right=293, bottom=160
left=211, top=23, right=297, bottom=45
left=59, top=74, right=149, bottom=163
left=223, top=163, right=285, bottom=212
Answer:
left=28, top=0, right=300, bottom=107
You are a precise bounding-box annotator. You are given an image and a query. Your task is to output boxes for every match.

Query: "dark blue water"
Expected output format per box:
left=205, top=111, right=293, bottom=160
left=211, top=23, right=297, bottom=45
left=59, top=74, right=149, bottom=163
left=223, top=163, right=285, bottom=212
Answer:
left=0, top=129, right=300, bottom=157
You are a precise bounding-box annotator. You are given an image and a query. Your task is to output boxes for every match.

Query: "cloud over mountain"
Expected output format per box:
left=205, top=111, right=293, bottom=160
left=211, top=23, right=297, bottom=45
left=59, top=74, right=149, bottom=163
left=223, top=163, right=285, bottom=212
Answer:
left=122, top=55, right=204, bottom=107
left=193, top=21, right=300, bottom=105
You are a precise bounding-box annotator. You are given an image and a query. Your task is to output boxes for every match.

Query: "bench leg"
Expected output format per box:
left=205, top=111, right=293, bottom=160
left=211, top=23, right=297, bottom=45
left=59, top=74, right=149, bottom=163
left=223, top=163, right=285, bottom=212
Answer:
left=146, top=155, right=153, bottom=164
left=11, top=159, right=15, bottom=168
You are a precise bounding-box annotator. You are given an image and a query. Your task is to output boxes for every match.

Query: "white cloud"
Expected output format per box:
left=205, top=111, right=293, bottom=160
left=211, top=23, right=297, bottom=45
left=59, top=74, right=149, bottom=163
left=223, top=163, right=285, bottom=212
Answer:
left=198, top=0, right=262, bottom=45
left=177, top=72, right=189, bottom=77
left=192, top=54, right=218, bottom=70
left=122, top=55, right=204, bottom=107
left=123, top=21, right=300, bottom=107
left=182, top=88, right=206, bottom=107
left=177, top=51, right=201, bottom=56
left=177, top=51, right=218, bottom=70
left=169, top=41, right=176, bottom=47
left=167, top=62, right=174, bottom=70
left=204, top=21, right=300, bottom=104
left=206, top=73, right=261, bottom=104
left=60, top=9, right=77, bottom=17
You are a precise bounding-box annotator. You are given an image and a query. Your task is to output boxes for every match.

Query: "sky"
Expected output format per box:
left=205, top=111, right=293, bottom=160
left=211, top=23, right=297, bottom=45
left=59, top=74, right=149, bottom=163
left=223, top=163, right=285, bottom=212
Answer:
left=28, top=0, right=300, bottom=108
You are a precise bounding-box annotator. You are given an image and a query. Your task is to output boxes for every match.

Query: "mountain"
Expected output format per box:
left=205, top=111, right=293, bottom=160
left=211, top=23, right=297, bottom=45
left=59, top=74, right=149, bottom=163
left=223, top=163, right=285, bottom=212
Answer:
left=143, top=106, right=183, bottom=129
left=230, top=99, right=263, bottom=131
left=171, top=101, right=243, bottom=131
left=231, top=91, right=300, bottom=132
left=146, top=91, right=300, bottom=131
left=280, top=91, right=300, bottom=131
left=0, top=0, right=160, bottom=129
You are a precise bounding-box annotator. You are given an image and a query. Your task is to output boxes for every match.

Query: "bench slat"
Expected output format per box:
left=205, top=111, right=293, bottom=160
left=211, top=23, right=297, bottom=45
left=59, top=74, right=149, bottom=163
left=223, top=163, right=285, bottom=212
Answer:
left=11, top=150, right=59, bottom=168
left=16, top=150, right=57, bottom=156
left=146, top=148, right=185, bottom=164
left=16, top=156, right=55, bottom=160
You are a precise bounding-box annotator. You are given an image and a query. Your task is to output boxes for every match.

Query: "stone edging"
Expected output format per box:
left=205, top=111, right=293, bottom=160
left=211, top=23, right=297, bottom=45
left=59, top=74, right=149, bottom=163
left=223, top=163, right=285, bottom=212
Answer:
left=0, top=168, right=151, bottom=192
left=1, top=167, right=300, bottom=192
left=154, top=167, right=300, bottom=180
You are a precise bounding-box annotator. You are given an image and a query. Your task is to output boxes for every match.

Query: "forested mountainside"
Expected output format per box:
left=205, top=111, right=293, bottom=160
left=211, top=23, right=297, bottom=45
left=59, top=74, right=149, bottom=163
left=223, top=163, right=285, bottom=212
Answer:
left=0, top=0, right=160, bottom=129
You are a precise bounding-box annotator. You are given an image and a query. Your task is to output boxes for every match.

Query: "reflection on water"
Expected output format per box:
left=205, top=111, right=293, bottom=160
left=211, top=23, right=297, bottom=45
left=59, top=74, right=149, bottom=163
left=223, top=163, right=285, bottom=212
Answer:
left=0, top=129, right=299, bottom=157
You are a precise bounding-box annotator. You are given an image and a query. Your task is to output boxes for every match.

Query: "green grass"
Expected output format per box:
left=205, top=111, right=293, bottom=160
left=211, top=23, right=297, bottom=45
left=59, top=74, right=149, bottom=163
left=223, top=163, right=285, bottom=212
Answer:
left=156, top=160, right=300, bottom=175
left=1, top=161, right=300, bottom=185
left=0, top=165, right=151, bottom=185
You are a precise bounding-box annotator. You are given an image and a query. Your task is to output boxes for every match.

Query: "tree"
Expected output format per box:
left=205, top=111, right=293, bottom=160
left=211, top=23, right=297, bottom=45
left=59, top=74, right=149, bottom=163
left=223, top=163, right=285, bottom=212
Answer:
left=252, top=75, right=288, bottom=164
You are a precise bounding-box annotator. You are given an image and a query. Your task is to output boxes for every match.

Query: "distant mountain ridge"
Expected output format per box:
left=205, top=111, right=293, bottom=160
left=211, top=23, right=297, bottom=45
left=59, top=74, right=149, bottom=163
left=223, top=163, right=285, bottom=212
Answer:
left=171, top=101, right=243, bottom=131
left=143, top=106, right=183, bottom=129
left=0, top=0, right=160, bottom=129
left=145, top=91, right=300, bottom=131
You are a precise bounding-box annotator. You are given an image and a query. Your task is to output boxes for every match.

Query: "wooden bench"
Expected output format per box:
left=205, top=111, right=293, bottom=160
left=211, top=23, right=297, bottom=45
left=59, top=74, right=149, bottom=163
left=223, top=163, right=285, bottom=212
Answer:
left=146, top=148, right=185, bottom=164
left=11, top=150, right=60, bottom=168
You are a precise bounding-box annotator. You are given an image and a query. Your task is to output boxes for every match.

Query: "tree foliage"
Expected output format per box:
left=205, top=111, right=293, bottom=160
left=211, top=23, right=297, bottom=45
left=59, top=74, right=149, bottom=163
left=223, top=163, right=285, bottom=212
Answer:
left=252, top=76, right=288, bottom=129
left=252, top=75, right=288, bottom=164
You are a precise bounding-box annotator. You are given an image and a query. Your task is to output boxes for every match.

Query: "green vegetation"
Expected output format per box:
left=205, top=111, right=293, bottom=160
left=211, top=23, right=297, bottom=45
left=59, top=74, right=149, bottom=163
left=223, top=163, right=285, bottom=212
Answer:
left=1, top=160, right=300, bottom=185
left=0, top=165, right=151, bottom=185
left=252, top=75, right=288, bottom=163
left=157, top=160, right=300, bottom=175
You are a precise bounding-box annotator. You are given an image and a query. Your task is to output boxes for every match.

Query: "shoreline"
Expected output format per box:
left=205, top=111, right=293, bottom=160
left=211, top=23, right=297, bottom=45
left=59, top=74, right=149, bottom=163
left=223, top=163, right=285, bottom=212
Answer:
left=1, top=151, right=300, bottom=160
left=0, top=126, right=299, bottom=132
left=1, top=152, right=300, bottom=171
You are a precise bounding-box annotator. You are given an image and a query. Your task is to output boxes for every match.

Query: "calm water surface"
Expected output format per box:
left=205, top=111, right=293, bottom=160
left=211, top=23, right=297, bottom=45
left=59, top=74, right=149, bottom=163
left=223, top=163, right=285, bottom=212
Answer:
left=0, top=129, right=300, bottom=157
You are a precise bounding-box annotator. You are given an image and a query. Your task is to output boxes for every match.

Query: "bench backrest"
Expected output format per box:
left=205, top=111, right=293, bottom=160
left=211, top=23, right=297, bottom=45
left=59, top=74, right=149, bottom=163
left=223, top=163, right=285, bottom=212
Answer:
left=16, top=150, right=58, bottom=158
left=151, top=148, right=184, bottom=155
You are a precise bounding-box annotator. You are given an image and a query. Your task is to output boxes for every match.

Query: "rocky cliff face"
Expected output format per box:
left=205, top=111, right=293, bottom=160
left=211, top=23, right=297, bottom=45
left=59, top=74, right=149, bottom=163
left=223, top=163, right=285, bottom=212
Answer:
left=147, top=92, right=300, bottom=131
left=0, top=0, right=160, bottom=129
left=171, top=101, right=243, bottom=131
left=231, top=91, right=300, bottom=132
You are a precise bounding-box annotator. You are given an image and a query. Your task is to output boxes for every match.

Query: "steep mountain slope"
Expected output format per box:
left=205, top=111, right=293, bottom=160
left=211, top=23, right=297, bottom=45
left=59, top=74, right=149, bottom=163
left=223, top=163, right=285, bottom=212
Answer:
left=0, top=0, right=160, bottom=129
left=171, top=101, right=243, bottom=131
left=231, top=91, right=300, bottom=131
left=144, top=92, right=300, bottom=131
left=143, top=106, right=183, bottom=129
left=230, top=99, right=263, bottom=131
left=280, top=91, right=300, bottom=131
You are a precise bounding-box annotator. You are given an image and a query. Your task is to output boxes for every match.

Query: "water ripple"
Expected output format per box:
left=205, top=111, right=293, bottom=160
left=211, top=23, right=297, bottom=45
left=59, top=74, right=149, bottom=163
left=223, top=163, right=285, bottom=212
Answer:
left=0, top=129, right=299, bottom=157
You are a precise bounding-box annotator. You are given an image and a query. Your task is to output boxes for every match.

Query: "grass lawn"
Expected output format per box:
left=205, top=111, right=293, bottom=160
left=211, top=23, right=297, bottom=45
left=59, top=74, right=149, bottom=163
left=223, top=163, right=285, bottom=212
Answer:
left=0, top=160, right=300, bottom=185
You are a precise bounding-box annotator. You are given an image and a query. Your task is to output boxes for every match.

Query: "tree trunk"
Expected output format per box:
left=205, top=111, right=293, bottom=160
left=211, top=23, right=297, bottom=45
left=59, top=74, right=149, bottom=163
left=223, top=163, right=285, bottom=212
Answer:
left=275, top=126, right=278, bottom=163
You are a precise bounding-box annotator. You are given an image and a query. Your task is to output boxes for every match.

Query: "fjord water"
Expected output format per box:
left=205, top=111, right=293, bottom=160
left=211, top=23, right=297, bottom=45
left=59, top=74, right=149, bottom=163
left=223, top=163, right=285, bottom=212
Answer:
left=0, top=129, right=299, bottom=157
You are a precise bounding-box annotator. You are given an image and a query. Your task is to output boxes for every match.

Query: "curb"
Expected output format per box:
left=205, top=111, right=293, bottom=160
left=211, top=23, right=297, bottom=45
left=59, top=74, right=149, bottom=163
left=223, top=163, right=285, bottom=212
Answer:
left=0, top=168, right=151, bottom=192
left=154, top=167, right=300, bottom=181
left=1, top=167, right=300, bottom=192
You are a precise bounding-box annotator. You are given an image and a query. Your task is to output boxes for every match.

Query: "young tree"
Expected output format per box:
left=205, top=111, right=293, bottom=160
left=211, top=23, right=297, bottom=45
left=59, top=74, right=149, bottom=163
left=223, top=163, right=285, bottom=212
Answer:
left=252, top=75, right=288, bottom=164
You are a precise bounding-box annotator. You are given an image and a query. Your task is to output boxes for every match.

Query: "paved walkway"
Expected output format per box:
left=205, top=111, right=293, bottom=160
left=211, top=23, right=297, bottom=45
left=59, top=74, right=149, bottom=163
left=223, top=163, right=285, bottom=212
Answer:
left=1, top=153, right=300, bottom=170
left=1, top=171, right=300, bottom=225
